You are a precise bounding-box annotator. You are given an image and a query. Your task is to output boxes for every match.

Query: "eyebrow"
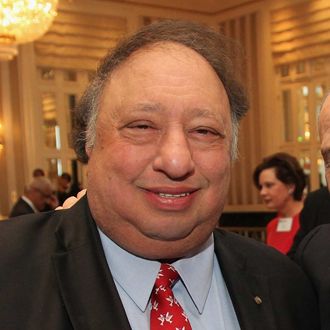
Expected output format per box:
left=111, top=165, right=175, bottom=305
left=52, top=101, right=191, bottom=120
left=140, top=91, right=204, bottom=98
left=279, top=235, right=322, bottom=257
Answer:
left=188, top=107, right=224, bottom=122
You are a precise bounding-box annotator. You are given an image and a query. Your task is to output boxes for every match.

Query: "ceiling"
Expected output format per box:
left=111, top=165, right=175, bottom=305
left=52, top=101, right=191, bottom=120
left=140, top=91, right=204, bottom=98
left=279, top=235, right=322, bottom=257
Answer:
left=95, top=0, right=260, bottom=14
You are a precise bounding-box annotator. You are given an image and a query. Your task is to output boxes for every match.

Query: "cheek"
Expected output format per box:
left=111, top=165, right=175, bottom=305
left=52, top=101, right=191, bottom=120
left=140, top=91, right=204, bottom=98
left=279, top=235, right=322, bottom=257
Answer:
left=93, top=137, right=155, bottom=181
left=195, top=149, right=231, bottom=179
left=194, top=150, right=231, bottom=206
left=270, top=184, right=282, bottom=196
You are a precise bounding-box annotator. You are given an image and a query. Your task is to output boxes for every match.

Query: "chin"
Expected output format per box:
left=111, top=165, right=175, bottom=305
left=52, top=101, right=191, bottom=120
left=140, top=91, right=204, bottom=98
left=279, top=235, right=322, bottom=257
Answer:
left=136, top=246, right=192, bottom=261
left=146, top=228, right=193, bottom=242
left=135, top=230, right=209, bottom=260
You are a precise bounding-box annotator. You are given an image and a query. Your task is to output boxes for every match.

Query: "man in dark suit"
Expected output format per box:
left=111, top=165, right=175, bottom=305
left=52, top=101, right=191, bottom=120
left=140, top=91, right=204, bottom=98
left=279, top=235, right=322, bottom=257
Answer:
left=0, top=21, right=319, bottom=329
left=9, top=176, right=58, bottom=217
left=288, top=186, right=330, bottom=258
left=296, top=93, right=330, bottom=329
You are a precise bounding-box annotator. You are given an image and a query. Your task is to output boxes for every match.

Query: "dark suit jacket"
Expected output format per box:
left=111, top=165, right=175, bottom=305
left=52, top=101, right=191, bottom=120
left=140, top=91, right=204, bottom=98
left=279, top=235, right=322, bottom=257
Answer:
left=0, top=196, right=319, bottom=329
left=9, top=197, right=35, bottom=217
left=288, top=187, right=330, bottom=258
left=296, top=224, right=330, bottom=330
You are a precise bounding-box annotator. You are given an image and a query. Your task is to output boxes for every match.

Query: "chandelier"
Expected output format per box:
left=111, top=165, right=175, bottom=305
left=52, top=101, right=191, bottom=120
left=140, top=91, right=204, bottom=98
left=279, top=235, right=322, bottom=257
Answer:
left=0, top=0, right=58, bottom=60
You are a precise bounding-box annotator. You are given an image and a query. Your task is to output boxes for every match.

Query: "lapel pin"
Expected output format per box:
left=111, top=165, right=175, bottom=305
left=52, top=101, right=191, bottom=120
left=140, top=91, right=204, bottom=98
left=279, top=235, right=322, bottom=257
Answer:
left=254, top=296, right=262, bottom=305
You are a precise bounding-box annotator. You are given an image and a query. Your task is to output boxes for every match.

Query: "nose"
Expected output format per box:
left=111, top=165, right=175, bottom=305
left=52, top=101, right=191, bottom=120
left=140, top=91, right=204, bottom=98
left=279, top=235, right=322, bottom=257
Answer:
left=259, top=186, right=267, bottom=197
left=152, top=129, right=195, bottom=180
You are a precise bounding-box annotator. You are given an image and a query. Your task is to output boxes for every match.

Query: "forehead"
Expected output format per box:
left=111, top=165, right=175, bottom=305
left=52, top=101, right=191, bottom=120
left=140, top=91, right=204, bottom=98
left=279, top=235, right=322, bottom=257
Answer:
left=102, top=42, right=230, bottom=116
left=115, top=41, right=217, bottom=75
left=259, top=168, right=277, bottom=180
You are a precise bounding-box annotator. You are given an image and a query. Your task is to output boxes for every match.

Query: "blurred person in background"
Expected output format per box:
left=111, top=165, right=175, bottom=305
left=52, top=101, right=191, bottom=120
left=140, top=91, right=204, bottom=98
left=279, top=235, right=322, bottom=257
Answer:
left=253, top=152, right=306, bottom=254
left=287, top=186, right=330, bottom=258
left=56, top=172, right=72, bottom=205
left=296, top=93, right=330, bottom=329
left=9, top=177, right=58, bottom=217
left=32, top=168, right=45, bottom=178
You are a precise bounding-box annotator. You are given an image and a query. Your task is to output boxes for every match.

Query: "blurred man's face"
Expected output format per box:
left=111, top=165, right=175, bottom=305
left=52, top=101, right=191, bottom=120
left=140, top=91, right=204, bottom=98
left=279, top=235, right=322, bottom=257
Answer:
left=319, top=95, right=330, bottom=191
left=30, top=187, right=53, bottom=211
left=58, top=177, right=70, bottom=191
left=87, top=42, right=233, bottom=259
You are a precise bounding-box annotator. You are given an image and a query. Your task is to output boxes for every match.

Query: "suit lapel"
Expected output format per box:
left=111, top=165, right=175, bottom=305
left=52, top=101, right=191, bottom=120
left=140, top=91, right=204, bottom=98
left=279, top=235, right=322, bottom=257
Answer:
left=214, top=230, right=277, bottom=330
left=52, top=197, right=131, bottom=330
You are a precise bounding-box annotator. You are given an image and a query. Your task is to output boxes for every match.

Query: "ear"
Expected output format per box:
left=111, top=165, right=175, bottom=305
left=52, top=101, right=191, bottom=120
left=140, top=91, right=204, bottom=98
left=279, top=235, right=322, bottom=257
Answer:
left=287, top=184, right=295, bottom=194
left=85, top=145, right=92, bottom=158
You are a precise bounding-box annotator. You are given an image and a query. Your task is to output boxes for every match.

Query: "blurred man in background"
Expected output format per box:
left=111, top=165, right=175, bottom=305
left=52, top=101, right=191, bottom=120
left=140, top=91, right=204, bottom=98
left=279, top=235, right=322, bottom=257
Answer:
left=56, top=172, right=72, bottom=204
left=296, top=93, right=330, bottom=329
left=9, top=176, right=58, bottom=217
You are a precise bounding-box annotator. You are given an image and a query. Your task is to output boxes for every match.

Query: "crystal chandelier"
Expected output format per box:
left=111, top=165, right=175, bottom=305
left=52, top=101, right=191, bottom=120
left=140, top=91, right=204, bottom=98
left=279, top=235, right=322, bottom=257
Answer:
left=0, top=0, right=58, bottom=60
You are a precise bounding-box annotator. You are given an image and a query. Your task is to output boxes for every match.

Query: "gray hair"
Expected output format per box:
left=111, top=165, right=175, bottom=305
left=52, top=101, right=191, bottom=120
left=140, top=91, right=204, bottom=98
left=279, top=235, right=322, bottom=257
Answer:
left=25, top=177, right=54, bottom=195
left=73, top=20, right=249, bottom=163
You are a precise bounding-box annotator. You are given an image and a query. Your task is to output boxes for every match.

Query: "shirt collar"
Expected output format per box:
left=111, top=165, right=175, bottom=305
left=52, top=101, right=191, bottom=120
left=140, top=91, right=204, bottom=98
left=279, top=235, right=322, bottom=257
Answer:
left=21, top=195, right=38, bottom=213
left=98, top=228, right=214, bottom=314
left=172, top=235, right=214, bottom=313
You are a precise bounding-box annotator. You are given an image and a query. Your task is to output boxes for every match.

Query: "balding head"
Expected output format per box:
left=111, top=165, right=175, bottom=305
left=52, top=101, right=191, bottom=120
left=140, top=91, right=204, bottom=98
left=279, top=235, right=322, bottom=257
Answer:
left=24, top=177, right=54, bottom=211
left=319, top=94, right=330, bottom=190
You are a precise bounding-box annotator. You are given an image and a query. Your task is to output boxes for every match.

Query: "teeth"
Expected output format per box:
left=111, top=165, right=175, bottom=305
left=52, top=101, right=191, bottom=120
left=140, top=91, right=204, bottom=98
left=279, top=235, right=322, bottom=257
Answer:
left=158, top=192, right=190, bottom=198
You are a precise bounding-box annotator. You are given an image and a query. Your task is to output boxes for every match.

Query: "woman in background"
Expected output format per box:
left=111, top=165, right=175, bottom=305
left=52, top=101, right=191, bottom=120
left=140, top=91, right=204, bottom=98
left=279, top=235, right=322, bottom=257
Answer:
left=253, top=152, right=306, bottom=254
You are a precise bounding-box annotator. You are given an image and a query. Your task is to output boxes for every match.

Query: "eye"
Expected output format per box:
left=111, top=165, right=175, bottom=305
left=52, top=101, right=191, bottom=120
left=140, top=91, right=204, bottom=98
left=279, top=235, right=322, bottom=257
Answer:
left=133, top=124, right=150, bottom=130
left=121, top=120, right=158, bottom=144
left=195, top=128, right=218, bottom=136
left=126, top=121, right=154, bottom=130
left=190, top=126, right=225, bottom=140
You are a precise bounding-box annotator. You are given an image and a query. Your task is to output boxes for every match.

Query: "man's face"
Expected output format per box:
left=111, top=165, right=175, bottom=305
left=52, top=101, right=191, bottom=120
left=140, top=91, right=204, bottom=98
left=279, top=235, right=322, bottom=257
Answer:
left=87, top=42, right=232, bottom=259
left=30, top=187, right=52, bottom=211
left=58, top=177, right=70, bottom=190
left=319, top=94, right=330, bottom=190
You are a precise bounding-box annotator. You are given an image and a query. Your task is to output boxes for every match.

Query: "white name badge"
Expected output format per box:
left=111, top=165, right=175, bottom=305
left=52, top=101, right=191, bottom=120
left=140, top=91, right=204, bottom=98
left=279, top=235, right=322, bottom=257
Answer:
left=276, top=217, right=293, bottom=232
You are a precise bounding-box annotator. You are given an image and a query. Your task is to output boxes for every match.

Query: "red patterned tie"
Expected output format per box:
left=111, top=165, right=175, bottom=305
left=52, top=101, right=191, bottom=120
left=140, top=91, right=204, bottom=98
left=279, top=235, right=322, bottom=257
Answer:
left=150, top=263, right=192, bottom=330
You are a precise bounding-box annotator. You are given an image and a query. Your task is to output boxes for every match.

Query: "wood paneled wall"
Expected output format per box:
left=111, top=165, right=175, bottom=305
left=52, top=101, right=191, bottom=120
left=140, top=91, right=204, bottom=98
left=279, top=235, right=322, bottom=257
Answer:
left=271, top=0, right=330, bottom=65
left=218, top=12, right=264, bottom=210
left=35, top=10, right=127, bottom=70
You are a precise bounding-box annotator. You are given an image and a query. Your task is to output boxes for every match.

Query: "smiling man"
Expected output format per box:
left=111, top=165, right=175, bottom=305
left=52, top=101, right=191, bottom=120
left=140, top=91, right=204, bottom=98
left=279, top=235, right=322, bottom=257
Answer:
left=296, top=93, right=330, bottom=329
left=0, top=20, right=319, bottom=329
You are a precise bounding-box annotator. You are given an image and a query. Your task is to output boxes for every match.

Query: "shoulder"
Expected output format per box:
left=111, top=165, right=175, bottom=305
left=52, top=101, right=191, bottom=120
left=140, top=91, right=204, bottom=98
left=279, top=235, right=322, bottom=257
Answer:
left=296, top=224, right=330, bottom=266
left=214, top=229, right=300, bottom=275
left=9, top=197, right=32, bottom=214
left=295, top=224, right=330, bottom=317
left=0, top=196, right=92, bottom=257
left=305, top=187, right=330, bottom=205
left=0, top=211, right=61, bottom=254
left=266, top=216, right=278, bottom=230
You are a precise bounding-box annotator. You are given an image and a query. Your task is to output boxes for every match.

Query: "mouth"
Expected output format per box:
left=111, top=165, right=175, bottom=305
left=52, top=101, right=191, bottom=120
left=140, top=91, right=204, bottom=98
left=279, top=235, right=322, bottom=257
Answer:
left=157, top=192, right=191, bottom=198
left=142, top=187, right=199, bottom=210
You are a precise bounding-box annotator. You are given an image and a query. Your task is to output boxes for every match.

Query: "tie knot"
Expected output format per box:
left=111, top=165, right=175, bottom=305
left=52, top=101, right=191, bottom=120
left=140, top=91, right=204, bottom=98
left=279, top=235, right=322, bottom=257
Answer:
left=155, top=263, right=179, bottom=289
